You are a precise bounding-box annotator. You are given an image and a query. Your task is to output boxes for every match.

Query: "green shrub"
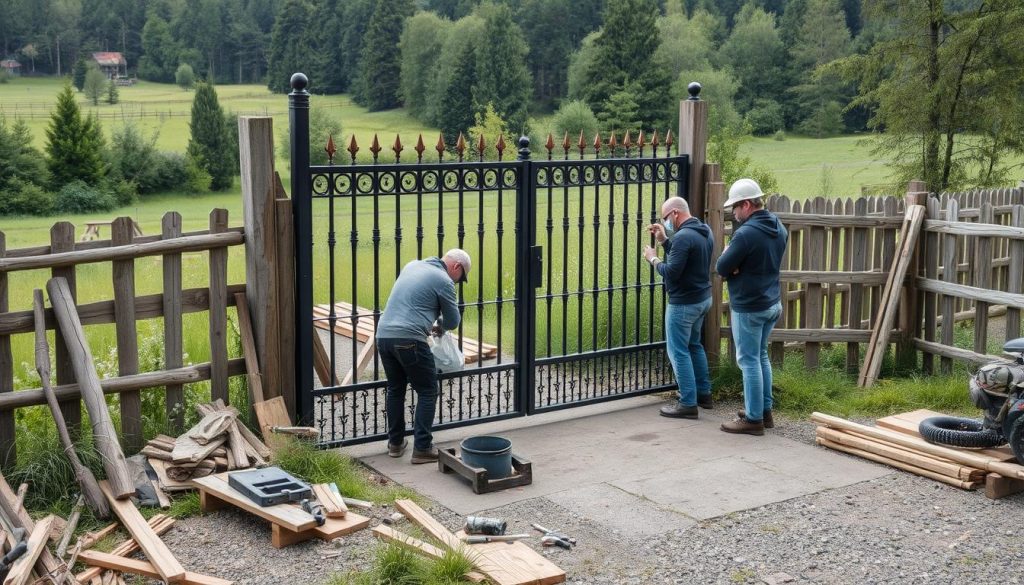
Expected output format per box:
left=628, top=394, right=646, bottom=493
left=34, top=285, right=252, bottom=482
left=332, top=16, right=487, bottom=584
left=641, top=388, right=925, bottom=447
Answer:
left=744, top=98, right=784, bottom=136
left=150, top=151, right=190, bottom=193
left=773, top=130, right=786, bottom=141
left=105, top=178, right=138, bottom=207
left=0, top=178, right=54, bottom=216
left=175, top=63, right=195, bottom=91
left=184, top=155, right=212, bottom=194
left=552, top=100, right=599, bottom=144
left=0, top=69, right=9, bottom=84
left=53, top=180, right=117, bottom=213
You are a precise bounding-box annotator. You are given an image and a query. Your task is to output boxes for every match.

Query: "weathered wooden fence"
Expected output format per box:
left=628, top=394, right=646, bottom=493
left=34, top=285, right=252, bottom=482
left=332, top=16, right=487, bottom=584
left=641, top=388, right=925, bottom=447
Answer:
left=0, top=212, right=247, bottom=469
left=704, top=173, right=1024, bottom=380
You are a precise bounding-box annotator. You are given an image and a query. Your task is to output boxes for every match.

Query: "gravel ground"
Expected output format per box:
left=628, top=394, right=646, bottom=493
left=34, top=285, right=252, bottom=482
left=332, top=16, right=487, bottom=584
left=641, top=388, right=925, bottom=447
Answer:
left=161, top=400, right=1024, bottom=584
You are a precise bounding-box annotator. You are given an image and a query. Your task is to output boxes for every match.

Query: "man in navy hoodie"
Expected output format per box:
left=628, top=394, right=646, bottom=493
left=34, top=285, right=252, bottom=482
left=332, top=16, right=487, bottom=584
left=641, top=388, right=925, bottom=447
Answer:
left=716, top=179, right=788, bottom=436
left=644, top=196, right=714, bottom=419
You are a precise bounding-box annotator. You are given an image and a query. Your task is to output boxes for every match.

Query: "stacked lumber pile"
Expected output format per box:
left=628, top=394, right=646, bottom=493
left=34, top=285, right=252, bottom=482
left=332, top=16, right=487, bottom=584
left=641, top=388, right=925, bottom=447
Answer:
left=146, top=400, right=272, bottom=492
left=814, top=410, right=1024, bottom=495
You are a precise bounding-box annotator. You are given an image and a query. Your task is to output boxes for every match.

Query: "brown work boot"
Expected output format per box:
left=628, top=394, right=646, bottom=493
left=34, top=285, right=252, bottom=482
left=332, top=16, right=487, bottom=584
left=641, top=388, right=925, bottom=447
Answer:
left=411, top=446, right=439, bottom=464
left=737, top=409, right=774, bottom=428
left=697, top=393, right=714, bottom=409
left=388, top=438, right=408, bottom=458
left=721, top=418, right=765, bottom=436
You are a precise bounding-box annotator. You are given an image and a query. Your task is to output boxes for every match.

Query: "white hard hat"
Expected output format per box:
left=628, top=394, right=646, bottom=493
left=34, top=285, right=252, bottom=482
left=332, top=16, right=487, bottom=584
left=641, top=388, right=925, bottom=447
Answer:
left=724, top=178, right=764, bottom=207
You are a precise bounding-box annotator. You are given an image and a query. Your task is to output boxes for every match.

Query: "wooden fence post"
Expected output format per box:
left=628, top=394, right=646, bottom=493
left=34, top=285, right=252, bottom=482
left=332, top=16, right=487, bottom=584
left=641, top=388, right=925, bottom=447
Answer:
left=162, top=212, right=184, bottom=433
left=275, top=177, right=297, bottom=416
left=208, top=209, right=229, bottom=404
left=1008, top=205, right=1023, bottom=343
left=897, top=181, right=928, bottom=370
left=239, top=116, right=286, bottom=410
left=704, top=163, right=724, bottom=367
left=50, top=222, right=81, bottom=437
left=112, top=217, right=141, bottom=453
left=679, top=84, right=708, bottom=221
left=0, top=232, right=13, bottom=470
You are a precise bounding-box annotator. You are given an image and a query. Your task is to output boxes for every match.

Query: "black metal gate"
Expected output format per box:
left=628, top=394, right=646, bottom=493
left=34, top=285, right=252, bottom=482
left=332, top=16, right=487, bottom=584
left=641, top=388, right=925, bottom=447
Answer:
left=287, top=78, right=689, bottom=447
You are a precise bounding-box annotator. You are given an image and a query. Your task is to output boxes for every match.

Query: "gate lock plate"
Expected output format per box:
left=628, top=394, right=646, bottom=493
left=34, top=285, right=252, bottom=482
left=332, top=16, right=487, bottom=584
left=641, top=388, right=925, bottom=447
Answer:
left=228, top=466, right=312, bottom=507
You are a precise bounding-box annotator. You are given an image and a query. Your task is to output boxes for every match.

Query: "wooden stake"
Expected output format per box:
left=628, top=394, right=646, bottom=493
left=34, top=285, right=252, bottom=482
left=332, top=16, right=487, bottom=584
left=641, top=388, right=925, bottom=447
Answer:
left=33, top=289, right=111, bottom=517
left=55, top=494, right=84, bottom=558
left=13, top=484, right=26, bottom=511
left=234, top=293, right=266, bottom=405
left=77, top=551, right=231, bottom=585
left=46, top=277, right=134, bottom=499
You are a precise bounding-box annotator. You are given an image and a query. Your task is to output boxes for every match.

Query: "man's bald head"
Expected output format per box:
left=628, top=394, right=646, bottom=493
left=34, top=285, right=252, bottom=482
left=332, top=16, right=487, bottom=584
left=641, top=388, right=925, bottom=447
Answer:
left=660, top=197, right=691, bottom=228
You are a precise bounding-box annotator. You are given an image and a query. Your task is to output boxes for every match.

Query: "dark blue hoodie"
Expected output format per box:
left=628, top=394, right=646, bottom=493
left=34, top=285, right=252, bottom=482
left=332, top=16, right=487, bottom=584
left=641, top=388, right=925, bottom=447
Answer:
left=657, top=217, right=713, bottom=305
left=716, top=209, right=788, bottom=313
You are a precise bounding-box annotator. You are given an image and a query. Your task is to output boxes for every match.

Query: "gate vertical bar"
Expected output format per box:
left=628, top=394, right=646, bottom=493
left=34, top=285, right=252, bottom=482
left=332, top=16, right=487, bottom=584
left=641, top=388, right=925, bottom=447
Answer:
left=289, top=72, right=313, bottom=425
left=516, top=137, right=537, bottom=414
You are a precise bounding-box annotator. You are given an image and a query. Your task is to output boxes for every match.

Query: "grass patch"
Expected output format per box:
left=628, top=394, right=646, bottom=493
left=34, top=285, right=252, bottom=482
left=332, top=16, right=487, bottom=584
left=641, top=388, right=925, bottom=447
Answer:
left=324, top=542, right=476, bottom=585
left=167, top=492, right=202, bottom=518
left=272, top=437, right=420, bottom=504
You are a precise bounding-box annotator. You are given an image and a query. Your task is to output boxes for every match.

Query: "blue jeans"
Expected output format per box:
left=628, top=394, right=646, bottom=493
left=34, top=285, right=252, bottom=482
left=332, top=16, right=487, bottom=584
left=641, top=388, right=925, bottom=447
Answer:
left=377, top=337, right=438, bottom=451
left=731, top=303, right=782, bottom=422
left=665, top=298, right=712, bottom=407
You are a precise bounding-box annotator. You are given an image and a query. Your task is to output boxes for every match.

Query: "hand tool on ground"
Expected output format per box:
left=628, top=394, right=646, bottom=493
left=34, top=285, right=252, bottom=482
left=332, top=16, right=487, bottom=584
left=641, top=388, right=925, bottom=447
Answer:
left=464, top=516, right=507, bottom=535
left=382, top=512, right=404, bottom=526
left=541, top=534, right=572, bottom=549
left=461, top=533, right=532, bottom=544
left=301, top=498, right=326, bottom=526
left=532, top=523, right=576, bottom=548
left=0, top=528, right=28, bottom=581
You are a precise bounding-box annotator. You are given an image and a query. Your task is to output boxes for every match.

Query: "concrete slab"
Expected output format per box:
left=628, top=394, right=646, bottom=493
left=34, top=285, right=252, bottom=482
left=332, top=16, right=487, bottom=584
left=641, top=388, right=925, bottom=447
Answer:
left=545, top=482, right=697, bottom=536
left=351, top=396, right=891, bottom=522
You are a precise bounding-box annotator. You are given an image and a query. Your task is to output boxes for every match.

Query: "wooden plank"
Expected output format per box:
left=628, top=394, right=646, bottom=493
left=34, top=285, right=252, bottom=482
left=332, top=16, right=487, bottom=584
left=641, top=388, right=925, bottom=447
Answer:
left=914, top=278, right=1024, bottom=309
left=0, top=476, right=68, bottom=584
left=112, top=217, right=142, bottom=454
left=939, top=199, right=960, bottom=374
left=192, top=474, right=316, bottom=533
left=171, top=434, right=227, bottom=464
left=921, top=197, right=940, bottom=374
left=816, top=437, right=978, bottom=490
left=704, top=178, right=725, bottom=366
left=163, top=212, right=185, bottom=434
left=805, top=198, right=825, bottom=369
left=311, top=331, right=334, bottom=386
left=274, top=193, right=296, bottom=415
left=33, top=290, right=110, bottom=520
left=253, top=396, right=292, bottom=438
left=0, top=283, right=247, bottom=337
left=777, top=271, right=888, bottom=285
left=815, top=427, right=982, bottom=480
left=0, top=231, right=13, bottom=470
left=0, top=358, right=246, bottom=412
left=4, top=226, right=244, bottom=258
left=240, top=117, right=282, bottom=416
left=197, top=400, right=272, bottom=460
left=911, top=338, right=1009, bottom=367
left=4, top=515, right=55, bottom=585
left=859, top=205, right=926, bottom=387
left=896, top=188, right=927, bottom=369
left=47, top=277, right=134, bottom=499
left=340, top=339, right=376, bottom=386
left=923, top=220, right=1024, bottom=239
left=77, top=551, right=231, bottom=585
left=76, top=515, right=175, bottom=583
left=50, top=221, right=81, bottom=436
left=149, top=458, right=194, bottom=492
left=311, top=483, right=347, bottom=518
left=876, top=409, right=1016, bottom=461
left=270, top=510, right=370, bottom=548
left=1006, top=206, right=1023, bottom=342
left=233, top=293, right=266, bottom=406
left=973, top=203, right=995, bottom=356
left=985, top=473, right=1024, bottom=500
left=770, top=213, right=904, bottom=228
left=209, top=209, right=229, bottom=404
left=846, top=198, right=869, bottom=373
left=812, top=412, right=1024, bottom=479
left=0, top=231, right=244, bottom=272
left=99, top=480, right=186, bottom=584
left=187, top=411, right=235, bottom=445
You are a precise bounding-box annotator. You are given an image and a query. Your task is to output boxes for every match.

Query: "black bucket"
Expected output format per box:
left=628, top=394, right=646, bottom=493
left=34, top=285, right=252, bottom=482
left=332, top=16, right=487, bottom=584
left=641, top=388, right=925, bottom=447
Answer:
left=460, top=435, right=513, bottom=479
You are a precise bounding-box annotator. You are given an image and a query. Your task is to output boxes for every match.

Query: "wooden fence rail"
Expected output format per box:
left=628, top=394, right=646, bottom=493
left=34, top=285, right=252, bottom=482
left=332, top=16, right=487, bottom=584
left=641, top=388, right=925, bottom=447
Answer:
left=0, top=211, right=246, bottom=468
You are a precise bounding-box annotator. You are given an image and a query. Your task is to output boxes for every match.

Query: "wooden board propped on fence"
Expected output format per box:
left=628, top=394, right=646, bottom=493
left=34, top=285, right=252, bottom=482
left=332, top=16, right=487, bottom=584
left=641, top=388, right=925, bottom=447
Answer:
left=858, top=205, right=926, bottom=387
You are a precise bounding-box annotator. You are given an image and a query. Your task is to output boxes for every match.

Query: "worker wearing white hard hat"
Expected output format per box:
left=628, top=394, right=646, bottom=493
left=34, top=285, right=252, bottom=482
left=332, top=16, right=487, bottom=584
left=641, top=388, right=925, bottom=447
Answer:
left=716, top=179, right=788, bottom=436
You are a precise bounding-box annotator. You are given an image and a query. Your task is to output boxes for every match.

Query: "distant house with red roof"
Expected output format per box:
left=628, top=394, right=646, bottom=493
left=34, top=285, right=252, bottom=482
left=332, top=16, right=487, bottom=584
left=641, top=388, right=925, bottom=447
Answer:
left=91, top=52, right=126, bottom=79
left=0, top=59, right=21, bottom=76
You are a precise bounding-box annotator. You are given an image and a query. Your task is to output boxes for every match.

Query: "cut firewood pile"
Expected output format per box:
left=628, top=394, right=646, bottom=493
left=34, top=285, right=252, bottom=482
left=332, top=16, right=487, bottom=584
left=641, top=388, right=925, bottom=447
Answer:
left=813, top=409, right=1024, bottom=500
left=145, top=399, right=273, bottom=492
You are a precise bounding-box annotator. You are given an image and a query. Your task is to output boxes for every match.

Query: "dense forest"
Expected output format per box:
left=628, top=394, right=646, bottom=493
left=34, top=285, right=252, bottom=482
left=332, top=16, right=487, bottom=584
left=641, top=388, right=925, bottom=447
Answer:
left=2, top=0, right=1023, bottom=193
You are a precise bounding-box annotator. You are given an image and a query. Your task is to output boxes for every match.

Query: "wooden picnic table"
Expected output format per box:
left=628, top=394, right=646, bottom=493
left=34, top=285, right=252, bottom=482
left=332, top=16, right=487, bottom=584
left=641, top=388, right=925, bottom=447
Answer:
left=81, top=219, right=144, bottom=241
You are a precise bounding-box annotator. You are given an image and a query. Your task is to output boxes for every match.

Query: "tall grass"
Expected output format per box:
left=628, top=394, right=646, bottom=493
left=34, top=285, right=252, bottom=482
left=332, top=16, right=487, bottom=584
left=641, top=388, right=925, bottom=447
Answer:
left=325, top=543, right=476, bottom=585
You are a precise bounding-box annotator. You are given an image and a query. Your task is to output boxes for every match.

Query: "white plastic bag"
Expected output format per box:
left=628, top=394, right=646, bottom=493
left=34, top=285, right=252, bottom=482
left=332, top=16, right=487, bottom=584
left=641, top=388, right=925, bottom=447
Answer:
left=430, top=332, right=464, bottom=373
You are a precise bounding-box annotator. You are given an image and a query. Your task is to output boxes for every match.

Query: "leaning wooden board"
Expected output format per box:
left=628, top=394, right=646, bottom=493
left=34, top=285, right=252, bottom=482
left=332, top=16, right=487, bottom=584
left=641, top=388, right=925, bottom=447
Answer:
left=395, top=499, right=565, bottom=585
left=876, top=409, right=1016, bottom=462
left=99, top=480, right=186, bottom=584
left=192, top=473, right=370, bottom=548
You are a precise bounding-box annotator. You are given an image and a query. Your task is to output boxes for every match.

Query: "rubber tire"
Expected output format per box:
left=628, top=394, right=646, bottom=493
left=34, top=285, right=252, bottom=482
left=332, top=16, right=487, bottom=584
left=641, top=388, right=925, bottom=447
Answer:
left=1008, top=415, right=1024, bottom=464
left=918, top=416, right=1004, bottom=449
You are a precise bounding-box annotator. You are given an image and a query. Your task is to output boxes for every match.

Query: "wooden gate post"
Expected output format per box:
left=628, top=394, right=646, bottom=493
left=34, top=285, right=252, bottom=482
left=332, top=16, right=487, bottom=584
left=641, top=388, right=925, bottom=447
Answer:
left=704, top=164, right=725, bottom=367
left=897, top=180, right=928, bottom=370
left=678, top=82, right=709, bottom=221
left=239, top=116, right=287, bottom=411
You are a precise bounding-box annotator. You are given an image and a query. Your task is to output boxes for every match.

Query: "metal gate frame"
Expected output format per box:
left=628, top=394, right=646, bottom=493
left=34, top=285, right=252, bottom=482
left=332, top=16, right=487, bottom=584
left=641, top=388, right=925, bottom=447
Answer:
left=288, top=79, right=689, bottom=446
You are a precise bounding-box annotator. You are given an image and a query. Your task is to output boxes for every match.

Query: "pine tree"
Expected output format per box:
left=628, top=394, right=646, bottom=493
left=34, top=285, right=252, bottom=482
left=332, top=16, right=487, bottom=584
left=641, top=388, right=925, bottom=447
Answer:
left=473, top=2, right=532, bottom=133
left=583, top=0, right=672, bottom=131
left=139, top=14, right=180, bottom=82
left=83, top=68, right=106, bottom=106
left=72, top=57, right=89, bottom=91
left=186, top=82, right=235, bottom=191
left=45, top=84, right=106, bottom=189
left=106, top=79, right=119, bottom=104
left=356, top=0, right=415, bottom=110
left=598, top=85, right=641, bottom=137
left=310, top=0, right=347, bottom=93
left=436, top=41, right=478, bottom=146
left=266, top=0, right=314, bottom=93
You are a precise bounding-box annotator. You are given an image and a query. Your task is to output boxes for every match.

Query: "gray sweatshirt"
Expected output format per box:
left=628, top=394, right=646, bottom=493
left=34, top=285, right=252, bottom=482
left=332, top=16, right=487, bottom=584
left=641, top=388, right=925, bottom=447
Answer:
left=375, top=257, right=461, bottom=340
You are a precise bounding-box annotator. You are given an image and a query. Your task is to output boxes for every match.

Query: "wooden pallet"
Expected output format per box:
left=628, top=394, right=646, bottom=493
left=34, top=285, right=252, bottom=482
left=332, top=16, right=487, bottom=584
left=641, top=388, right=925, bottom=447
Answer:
left=312, top=302, right=498, bottom=363
left=193, top=473, right=370, bottom=548
left=437, top=448, right=532, bottom=494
